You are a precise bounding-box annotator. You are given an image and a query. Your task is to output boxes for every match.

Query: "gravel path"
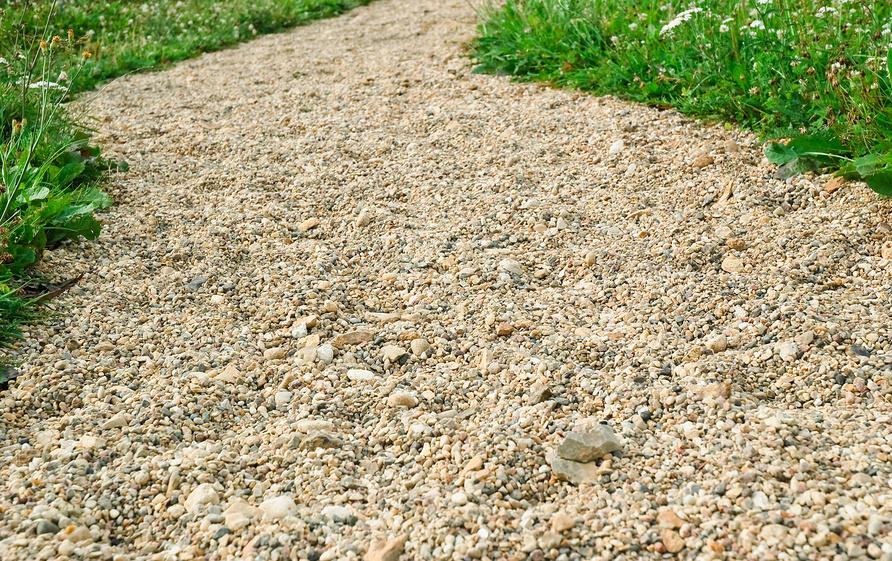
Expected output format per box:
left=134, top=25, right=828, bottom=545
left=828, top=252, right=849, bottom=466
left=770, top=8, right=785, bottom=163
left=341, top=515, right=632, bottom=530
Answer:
left=2, top=0, right=892, bottom=559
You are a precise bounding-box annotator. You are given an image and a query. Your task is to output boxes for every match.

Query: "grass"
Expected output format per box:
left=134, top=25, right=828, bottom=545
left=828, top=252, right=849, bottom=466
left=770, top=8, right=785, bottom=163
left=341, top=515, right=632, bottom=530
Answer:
left=472, top=0, right=892, bottom=195
left=0, top=0, right=374, bottom=353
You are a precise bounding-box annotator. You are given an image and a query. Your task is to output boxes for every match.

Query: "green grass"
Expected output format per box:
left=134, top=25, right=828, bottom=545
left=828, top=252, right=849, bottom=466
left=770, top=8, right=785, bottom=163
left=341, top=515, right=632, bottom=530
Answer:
left=0, top=0, right=374, bottom=351
left=473, top=0, right=892, bottom=195
left=3, top=0, right=375, bottom=94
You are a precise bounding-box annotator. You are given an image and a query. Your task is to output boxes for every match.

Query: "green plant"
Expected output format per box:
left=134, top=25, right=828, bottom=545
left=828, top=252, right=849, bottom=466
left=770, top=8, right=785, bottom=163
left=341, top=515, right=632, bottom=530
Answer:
left=0, top=2, right=112, bottom=348
left=473, top=0, right=892, bottom=196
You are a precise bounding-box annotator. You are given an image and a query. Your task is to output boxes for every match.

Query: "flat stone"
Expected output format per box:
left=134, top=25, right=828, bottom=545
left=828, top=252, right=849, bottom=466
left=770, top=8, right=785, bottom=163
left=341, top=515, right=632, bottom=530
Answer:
left=381, top=345, right=407, bottom=363
left=386, top=391, right=418, bottom=408
left=657, top=508, right=685, bottom=529
left=498, top=258, right=524, bottom=276
left=364, top=535, right=407, bottom=561
left=556, top=425, right=623, bottom=462
left=547, top=454, right=598, bottom=485
left=185, top=483, right=220, bottom=514
left=101, top=411, right=129, bottom=430
left=298, top=217, right=320, bottom=232
left=661, top=529, right=685, bottom=553
left=410, top=338, right=430, bottom=356
left=299, top=431, right=342, bottom=450
left=332, top=330, right=374, bottom=349
left=36, top=520, right=60, bottom=535
left=347, top=369, right=376, bottom=382
left=721, top=255, right=744, bottom=273
left=259, top=495, right=297, bottom=520
left=550, top=512, right=576, bottom=533
left=263, top=346, right=287, bottom=361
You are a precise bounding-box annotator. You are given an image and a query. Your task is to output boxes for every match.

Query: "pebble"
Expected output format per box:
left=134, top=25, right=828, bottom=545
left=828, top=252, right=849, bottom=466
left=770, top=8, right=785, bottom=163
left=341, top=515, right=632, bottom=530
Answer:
left=184, top=484, right=220, bottom=514
left=386, top=391, right=418, bottom=408
left=721, top=255, right=744, bottom=273
left=410, top=337, right=430, bottom=356
left=550, top=512, right=576, bottom=533
left=661, top=529, right=685, bottom=553
left=556, top=424, right=623, bottom=462
left=316, top=343, right=334, bottom=363
left=35, top=520, right=59, bottom=535
left=259, top=496, right=298, bottom=520
left=263, top=346, right=287, bottom=361
left=364, top=535, right=407, bottom=561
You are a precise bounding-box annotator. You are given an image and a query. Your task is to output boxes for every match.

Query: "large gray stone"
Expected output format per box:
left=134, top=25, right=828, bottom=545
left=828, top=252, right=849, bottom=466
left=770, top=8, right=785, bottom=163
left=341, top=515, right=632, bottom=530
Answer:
left=556, top=425, right=622, bottom=462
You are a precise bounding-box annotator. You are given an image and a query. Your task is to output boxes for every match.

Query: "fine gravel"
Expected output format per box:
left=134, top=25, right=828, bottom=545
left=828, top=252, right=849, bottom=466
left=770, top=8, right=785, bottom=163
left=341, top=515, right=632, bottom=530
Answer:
left=2, top=0, right=892, bottom=559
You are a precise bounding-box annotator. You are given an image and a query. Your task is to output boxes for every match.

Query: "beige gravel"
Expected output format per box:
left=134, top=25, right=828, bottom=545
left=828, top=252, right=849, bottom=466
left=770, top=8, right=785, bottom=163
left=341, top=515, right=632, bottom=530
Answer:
left=2, top=0, right=892, bottom=560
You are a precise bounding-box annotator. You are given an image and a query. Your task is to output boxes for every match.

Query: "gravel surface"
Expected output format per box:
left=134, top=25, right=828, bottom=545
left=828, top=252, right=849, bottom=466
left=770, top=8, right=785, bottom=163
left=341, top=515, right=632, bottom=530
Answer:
left=2, top=0, right=892, bottom=559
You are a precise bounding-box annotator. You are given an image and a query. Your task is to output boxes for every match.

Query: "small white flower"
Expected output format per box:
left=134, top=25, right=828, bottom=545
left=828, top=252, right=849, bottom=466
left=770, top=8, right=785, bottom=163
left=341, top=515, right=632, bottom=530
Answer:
left=28, top=81, right=68, bottom=91
left=749, top=19, right=765, bottom=30
left=660, top=7, right=704, bottom=36
left=719, top=24, right=729, bottom=33
left=816, top=6, right=838, bottom=18
left=0, top=57, right=8, bottom=66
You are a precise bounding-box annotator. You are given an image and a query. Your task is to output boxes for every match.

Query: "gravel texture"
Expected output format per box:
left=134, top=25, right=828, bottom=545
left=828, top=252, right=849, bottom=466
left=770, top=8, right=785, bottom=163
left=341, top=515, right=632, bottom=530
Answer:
left=2, top=0, right=892, bottom=559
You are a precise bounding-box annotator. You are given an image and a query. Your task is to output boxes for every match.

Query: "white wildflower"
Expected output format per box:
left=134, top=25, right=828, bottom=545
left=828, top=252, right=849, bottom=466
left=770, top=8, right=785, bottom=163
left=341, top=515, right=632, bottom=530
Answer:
left=28, top=81, right=68, bottom=91
left=660, top=7, right=704, bottom=36
left=719, top=24, right=729, bottom=33
left=816, top=6, right=838, bottom=18
left=749, top=20, right=765, bottom=30
left=0, top=57, right=8, bottom=66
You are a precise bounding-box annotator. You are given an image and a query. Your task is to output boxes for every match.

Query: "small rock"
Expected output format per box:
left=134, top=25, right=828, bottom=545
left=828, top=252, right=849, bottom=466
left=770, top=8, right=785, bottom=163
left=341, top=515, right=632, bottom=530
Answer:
left=101, top=411, right=129, bottom=430
left=299, top=431, right=342, bottom=450
left=210, top=294, right=225, bottom=305
left=656, top=508, right=685, bottom=529
left=274, top=391, right=293, bottom=407
left=364, top=535, right=407, bottom=561
left=759, top=524, right=788, bottom=544
left=298, top=217, right=320, bottom=232
left=691, top=154, right=714, bottom=168
left=263, top=347, right=287, bottom=361
left=556, top=425, right=623, bottom=462
left=323, top=300, right=339, bottom=313
left=450, top=491, right=468, bottom=506
left=223, top=499, right=257, bottom=531
left=496, top=322, right=514, bottom=336
left=386, top=391, right=418, bottom=408
left=539, top=531, right=562, bottom=549
left=528, top=382, right=552, bottom=404
left=705, top=334, right=728, bottom=353
left=584, top=251, right=597, bottom=265
left=498, top=258, right=524, bottom=276
left=36, top=520, right=60, bottom=535
left=794, top=331, right=815, bottom=347
left=824, top=176, right=847, bottom=193
left=721, top=255, right=744, bottom=273
left=185, top=484, right=220, bottom=514
left=410, top=338, right=430, bottom=356
left=777, top=342, right=800, bottom=362
left=316, top=343, right=334, bottom=364
left=321, top=505, right=352, bottom=522
left=332, top=331, right=374, bottom=349
left=347, top=369, right=376, bottom=382
left=57, top=540, right=76, bottom=556
left=63, top=526, right=93, bottom=544
left=726, top=237, right=746, bottom=250
left=356, top=208, right=372, bottom=227
left=259, top=495, right=297, bottom=520
left=381, top=345, right=407, bottom=363
left=691, top=381, right=731, bottom=401
left=881, top=241, right=892, bottom=260
left=547, top=455, right=598, bottom=485
left=608, top=139, right=625, bottom=155
left=661, top=529, right=685, bottom=553
left=550, top=512, right=576, bottom=533
left=94, top=341, right=115, bottom=352
left=723, top=140, right=740, bottom=153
